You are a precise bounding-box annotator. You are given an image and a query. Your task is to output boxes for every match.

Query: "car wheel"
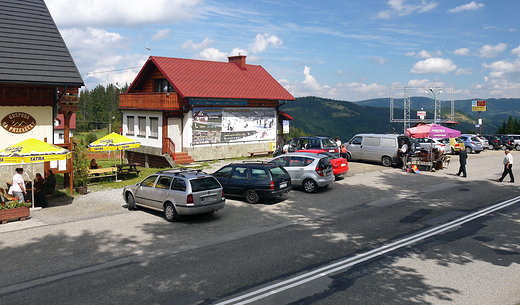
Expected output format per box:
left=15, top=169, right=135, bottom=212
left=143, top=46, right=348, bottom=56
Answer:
left=516, top=144, right=520, bottom=151
left=126, top=193, right=136, bottom=210
left=346, top=152, right=352, bottom=162
left=245, top=189, right=260, bottom=204
left=164, top=202, right=178, bottom=222
left=465, top=146, right=472, bottom=153
left=302, top=179, right=318, bottom=193
left=382, top=156, right=392, bottom=167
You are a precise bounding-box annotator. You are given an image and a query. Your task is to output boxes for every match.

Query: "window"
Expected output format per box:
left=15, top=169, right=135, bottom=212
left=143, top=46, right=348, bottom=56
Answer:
left=381, top=138, right=396, bottom=147
left=138, top=117, right=146, bottom=136
left=127, top=116, right=135, bottom=135
left=171, top=178, right=186, bottom=191
left=155, top=176, right=173, bottom=189
left=190, top=177, right=221, bottom=192
left=141, top=176, right=158, bottom=187
left=214, top=166, right=233, bottom=178
left=59, top=133, right=64, bottom=140
left=364, top=137, right=381, bottom=147
left=155, top=79, right=173, bottom=92
left=231, top=167, right=249, bottom=180
left=251, top=168, right=269, bottom=181
left=150, top=117, right=159, bottom=138
left=350, top=136, right=363, bottom=145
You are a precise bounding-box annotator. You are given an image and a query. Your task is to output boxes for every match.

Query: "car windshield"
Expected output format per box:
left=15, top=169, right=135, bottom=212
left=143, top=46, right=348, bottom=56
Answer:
left=321, top=138, right=337, bottom=148
left=190, top=177, right=221, bottom=192
left=269, top=166, right=289, bottom=179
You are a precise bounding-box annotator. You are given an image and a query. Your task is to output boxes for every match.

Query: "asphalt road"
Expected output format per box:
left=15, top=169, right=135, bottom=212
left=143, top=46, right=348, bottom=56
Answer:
left=1, top=150, right=520, bottom=304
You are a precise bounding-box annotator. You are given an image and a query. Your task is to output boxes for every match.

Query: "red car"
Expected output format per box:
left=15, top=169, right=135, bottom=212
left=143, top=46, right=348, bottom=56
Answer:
left=295, top=149, right=349, bottom=179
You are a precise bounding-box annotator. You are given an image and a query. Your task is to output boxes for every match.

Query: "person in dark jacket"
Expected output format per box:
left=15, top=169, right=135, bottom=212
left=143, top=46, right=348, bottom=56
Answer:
left=456, top=149, right=467, bottom=177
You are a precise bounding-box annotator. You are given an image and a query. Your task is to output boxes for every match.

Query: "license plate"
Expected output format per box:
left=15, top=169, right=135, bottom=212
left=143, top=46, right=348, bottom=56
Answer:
left=280, top=182, right=287, bottom=188
left=341, top=163, right=346, bottom=167
left=327, top=171, right=332, bottom=176
left=202, top=196, right=216, bottom=202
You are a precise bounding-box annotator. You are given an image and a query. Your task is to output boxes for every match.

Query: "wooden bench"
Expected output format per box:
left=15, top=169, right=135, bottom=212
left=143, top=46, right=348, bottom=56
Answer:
left=249, top=151, right=274, bottom=158
left=88, top=167, right=117, bottom=181
left=116, top=163, right=141, bottom=179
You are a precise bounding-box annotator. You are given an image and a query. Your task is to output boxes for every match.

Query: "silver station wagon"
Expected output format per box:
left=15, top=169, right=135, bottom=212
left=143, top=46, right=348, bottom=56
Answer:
left=123, top=170, right=225, bottom=222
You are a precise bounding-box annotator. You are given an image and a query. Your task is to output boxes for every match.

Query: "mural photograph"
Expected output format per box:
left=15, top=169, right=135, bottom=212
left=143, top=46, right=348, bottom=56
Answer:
left=193, top=107, right=276, bottom=144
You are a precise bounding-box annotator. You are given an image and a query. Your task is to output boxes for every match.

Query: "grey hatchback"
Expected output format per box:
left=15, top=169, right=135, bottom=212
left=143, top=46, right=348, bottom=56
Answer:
left=123, top=170, right=225, bottom=222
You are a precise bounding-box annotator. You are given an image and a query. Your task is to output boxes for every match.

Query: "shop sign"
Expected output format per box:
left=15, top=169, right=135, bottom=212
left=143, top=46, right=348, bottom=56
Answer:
left=1, top=112, right=36, bottom=134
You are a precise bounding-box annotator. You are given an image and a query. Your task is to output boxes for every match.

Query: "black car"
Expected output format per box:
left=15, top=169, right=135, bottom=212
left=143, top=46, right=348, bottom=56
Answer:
left=284, top=136, right=340, bottom=157
left=213, top=162, right=292, bottom=204
left=483, top=135, right=503, bottom=150
left=497, top=135, right=515, bottom=150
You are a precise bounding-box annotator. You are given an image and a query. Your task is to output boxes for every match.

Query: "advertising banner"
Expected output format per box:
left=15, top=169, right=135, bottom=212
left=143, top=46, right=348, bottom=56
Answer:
left=193, top=107, right=276, bottom=144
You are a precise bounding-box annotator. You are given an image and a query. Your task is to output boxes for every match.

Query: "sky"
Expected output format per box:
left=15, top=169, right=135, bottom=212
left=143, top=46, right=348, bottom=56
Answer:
left=45, top=0, right=520, bottom=102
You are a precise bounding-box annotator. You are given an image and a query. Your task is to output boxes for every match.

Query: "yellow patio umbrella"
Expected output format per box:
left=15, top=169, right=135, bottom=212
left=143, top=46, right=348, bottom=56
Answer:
left=0, top=138, right=71, bottom=209
left=88, top=133, right=141, bottom=181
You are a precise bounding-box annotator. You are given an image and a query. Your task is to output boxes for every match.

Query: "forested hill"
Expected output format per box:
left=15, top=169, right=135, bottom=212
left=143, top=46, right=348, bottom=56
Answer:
left=280, top=96, right=504, bottom=142
left=280, top=96, right=399, bottom=142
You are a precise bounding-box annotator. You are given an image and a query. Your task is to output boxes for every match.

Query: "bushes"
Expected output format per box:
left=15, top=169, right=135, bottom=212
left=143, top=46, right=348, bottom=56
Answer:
left=73, top=144, right=90, bottom=187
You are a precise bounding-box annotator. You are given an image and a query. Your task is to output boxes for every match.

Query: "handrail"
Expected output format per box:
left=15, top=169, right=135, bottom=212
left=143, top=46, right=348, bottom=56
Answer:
left=163, top=137, right=175, bottom=161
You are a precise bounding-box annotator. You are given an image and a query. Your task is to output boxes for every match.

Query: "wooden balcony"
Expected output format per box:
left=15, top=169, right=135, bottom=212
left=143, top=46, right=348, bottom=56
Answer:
left=119, top=92, right=188, bottom=111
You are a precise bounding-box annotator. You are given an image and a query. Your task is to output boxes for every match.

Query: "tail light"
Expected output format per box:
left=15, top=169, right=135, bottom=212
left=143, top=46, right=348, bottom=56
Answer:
left=222, top=190, right=225, bottom=199
left=270, top=181, right=274, bottom=190
left=315, top=166, right=324, bottom=177
left=187, top=194, right=194, bottom=206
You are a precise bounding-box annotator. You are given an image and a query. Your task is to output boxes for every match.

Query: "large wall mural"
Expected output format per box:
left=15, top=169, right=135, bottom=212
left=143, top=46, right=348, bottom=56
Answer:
left=193, top=107, right=276, bottom=145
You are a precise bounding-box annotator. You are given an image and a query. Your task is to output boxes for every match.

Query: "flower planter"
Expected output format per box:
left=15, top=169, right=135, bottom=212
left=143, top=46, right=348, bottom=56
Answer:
left=0, top=206, right=30, bottom=224
left=76, top=186, right=88, bottom=195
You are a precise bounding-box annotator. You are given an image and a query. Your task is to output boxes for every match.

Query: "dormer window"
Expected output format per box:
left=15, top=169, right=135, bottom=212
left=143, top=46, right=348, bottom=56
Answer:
left=155, top=79, right=173, bottom=92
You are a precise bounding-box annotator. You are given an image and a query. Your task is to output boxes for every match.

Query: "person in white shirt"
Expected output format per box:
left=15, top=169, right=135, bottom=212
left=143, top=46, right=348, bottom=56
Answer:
left=498, top=149, right=514, bottom=183
left=12, top=167, right=27, bottom=203
left=335, top=136, right=341, bottom=148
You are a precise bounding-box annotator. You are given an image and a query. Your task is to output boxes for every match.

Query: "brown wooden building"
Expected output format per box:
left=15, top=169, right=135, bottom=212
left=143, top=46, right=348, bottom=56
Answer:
left=0, top=0, right=84, bottom=190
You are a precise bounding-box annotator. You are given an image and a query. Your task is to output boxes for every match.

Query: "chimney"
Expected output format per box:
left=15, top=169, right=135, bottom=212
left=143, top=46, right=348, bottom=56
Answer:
left=228, top=55, right=247, bottom=69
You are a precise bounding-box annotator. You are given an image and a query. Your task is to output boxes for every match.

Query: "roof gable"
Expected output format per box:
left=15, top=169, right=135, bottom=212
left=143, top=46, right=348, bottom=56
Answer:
left=129, top=56, right=294, bottom=101
left=0, top=0, right=84, bottom=86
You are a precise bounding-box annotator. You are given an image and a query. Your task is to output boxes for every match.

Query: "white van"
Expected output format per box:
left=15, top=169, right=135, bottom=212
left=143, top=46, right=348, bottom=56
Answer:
left=346, top=134, right=410, bottom=167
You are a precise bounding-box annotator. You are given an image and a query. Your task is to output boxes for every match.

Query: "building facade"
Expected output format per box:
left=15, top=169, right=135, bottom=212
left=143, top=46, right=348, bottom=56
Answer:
left=119, top=55, right=294, bottom=166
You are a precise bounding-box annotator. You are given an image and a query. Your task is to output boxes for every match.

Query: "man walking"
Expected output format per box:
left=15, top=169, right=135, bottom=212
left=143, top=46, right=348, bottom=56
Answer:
left=456, top=148, right=467, bottom=177
left=498, top=149, right=514, bottom=183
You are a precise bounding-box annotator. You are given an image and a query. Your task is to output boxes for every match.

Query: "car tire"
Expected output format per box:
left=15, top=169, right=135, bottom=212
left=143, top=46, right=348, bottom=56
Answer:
left=346, top=152, right=352, bottom=162
left=245, top=189, right=259, bottom=204
left=302, top=179, right=318, bottom=193
left=164, top=202, right=178, bottom=222
left=516, top=144, right=520, bottom=151
left=465, top=146, right=472, bottom=153
left=382, top=156, right=392, bottom=167
left=126, top=193, right=136, bottom=210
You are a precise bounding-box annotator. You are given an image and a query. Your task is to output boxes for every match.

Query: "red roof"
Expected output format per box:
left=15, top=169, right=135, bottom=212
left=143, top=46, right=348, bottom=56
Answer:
left=54, top=113, right=76, bottom=130
left=130, top=56, right=294, bottom=101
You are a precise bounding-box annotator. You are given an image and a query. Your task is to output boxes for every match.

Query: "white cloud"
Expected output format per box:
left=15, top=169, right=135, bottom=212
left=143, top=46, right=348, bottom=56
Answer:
left=511, top=45, right=520, bottom=57
left=406, top=50, right=443, bottom=58
left=374, top=0, right=438, bottom=19
left=482, top=59, right=520, bottom=79
left=410, top=58, right=457, bottom=74
left=248, top=34, right=282, bottom=54
left=448, top=1, right=485, bottom=13
left=194, top=47, right=249, bottom=61
left=479, top=43, right=507, bottom=58
left=371, top=56, right=387, bottom=65
left=46, top=0, right=202, bottom=27
left=455, top=67, right=472, bottom=75
left=151, top=29, right=171, bottom=41
left=181, top=38, right=217, bottom=52
left=454, top=48, right=470, bottom=56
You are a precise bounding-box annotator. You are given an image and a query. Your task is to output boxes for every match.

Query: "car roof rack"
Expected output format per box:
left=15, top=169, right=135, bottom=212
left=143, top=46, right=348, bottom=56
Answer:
left=241, top=161, right=269, bottom=164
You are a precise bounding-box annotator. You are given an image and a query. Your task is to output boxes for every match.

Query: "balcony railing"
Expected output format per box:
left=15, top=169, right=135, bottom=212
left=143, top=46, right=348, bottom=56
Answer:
left=119, top=93, right=188, bottom=111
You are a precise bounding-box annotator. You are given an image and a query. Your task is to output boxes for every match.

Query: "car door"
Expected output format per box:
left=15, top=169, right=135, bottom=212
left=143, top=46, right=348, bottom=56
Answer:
left=287, top=156, right=308, bottom=185
left=170, top=178, right=188, bottom=205
left=147, top=175, right=173, bottom=210
left=134, top=175, right=159, bottom=207
left=347, top=136, right=363, bottom=159
left=229, top=166, right=250, bottom=195
left=213, top=166, right=233, bottom=194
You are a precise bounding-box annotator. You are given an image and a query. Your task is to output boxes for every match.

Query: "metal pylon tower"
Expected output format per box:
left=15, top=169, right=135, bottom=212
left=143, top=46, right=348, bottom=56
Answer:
left=390, top=86, right=454, bottom=132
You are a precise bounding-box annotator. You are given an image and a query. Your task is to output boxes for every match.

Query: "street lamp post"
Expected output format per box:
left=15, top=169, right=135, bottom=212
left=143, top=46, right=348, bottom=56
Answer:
left=425, top=88, right=442, bottom=123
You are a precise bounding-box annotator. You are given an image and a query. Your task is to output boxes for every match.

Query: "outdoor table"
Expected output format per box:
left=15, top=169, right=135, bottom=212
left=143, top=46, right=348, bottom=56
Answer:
left=116, top=163, right=141, bottom=178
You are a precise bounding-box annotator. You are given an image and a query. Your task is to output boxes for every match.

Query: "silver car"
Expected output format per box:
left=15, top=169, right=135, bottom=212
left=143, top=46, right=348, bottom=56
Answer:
left=269, top=152, right=334, bottom=193
left=123, top=170, right=225, bottom=222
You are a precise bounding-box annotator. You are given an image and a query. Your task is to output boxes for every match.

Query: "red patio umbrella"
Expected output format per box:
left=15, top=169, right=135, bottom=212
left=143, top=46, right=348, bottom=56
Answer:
left=406, top=123, right=461, bottom=139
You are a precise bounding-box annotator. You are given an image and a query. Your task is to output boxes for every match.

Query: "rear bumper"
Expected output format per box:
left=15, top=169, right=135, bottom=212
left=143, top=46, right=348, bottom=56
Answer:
left=316, top=175, right=335, bottom=187
left=176, top=199, right=225, bottom=215
left=257, top=186, right=292, bottom=198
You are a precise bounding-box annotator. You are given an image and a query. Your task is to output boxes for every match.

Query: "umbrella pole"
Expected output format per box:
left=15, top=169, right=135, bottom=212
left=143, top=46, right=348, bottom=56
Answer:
left=31, top=163, right=34, bottom=209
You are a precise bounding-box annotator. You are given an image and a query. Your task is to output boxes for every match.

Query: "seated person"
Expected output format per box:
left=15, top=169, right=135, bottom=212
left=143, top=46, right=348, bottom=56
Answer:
left=90, top=159, right=100, bottom=169
left=36, top=169, right=56, bottom=208
left=34, top=173, right=44, bottom=192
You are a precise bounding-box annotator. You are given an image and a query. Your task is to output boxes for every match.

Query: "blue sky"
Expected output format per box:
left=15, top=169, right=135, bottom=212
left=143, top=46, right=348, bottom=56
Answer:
left=46, top=0, right=520, bottom=101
